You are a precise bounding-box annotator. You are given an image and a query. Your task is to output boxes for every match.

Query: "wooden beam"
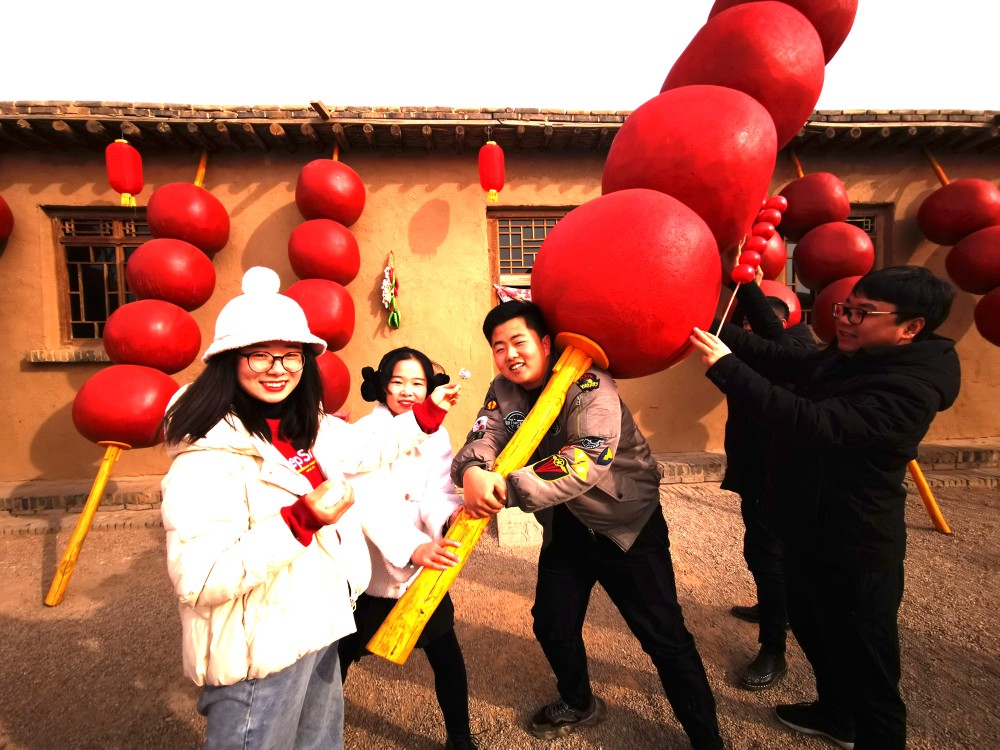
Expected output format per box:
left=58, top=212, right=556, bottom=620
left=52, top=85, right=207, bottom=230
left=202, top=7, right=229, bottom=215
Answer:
left=363, top=123, right=375, bottom=148
left=454, top=125, right=464, bottom=154
left=310, top=101, right=333, bottom=120
left=240, top=122, right=268, bottom=151
left=514, top=124, right=525, bottom=153
left=565, top=127, right=583, bottom=150
left=15, top=118, right=59, bottom=149
left=299, top=123, right=325, bottom=153
left=421, top=124, right=433, bottom=152
left=543, top=125, right=554, bottom=150
left=182, top=122, right=217, bottom=152
left=595, top=127, right=611, bottom=151
left=265, top=122, right=295, bottom=153
left=331, top=123, right=350, bottom=153
left=50, top=120, right=84, bottom=147
left=967, top=126, right=1000, bottom=151
left=120, top=121, right=143, bottom=142
left=154, top=121, right=191, bottom=151
left=214, top=122, right=243, bottom=152
left=390, top=123, right=402, bottom=149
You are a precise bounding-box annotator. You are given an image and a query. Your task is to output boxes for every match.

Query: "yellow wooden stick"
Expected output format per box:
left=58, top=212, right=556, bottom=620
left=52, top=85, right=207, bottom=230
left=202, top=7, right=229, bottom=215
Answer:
left=366, top=334, right=608, bottom=664
left=45, top=441, right=130, bottom=606
left=907, top=459, right=952, bottom=535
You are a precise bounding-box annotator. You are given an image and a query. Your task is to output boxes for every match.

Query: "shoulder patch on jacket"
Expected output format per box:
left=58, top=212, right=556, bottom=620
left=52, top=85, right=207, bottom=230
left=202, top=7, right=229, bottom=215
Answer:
left=576, top=372, right=600, bottom=392
left=530, top=454, right=571, bottom=481
left=596, top=447, right=614, bottom=466
left=505, top=410, right=560, bottom=437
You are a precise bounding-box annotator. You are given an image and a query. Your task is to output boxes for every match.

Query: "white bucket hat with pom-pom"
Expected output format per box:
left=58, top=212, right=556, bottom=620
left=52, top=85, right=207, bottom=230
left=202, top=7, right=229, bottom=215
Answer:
left=201, top=267, right=328, bottom=362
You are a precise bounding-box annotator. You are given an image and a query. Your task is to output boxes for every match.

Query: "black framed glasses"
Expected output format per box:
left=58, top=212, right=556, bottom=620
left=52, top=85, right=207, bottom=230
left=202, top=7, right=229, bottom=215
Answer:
left=241, top=351, right=305, bottom=373
left=832, top=302, right=896, bottom=326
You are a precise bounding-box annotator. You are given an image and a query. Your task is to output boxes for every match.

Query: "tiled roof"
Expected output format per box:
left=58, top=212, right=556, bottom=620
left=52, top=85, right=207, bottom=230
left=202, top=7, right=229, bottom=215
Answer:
left=1, top=102, right=997, bottom=155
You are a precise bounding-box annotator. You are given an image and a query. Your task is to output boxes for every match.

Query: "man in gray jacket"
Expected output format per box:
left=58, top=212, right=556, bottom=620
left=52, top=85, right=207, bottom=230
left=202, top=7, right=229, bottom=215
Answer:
left=454, top=300, right=722, bottom=749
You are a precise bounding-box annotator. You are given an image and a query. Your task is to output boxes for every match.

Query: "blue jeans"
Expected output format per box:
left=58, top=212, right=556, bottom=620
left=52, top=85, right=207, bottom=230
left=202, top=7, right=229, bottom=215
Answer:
left=198, top=643, right=344, bottom=750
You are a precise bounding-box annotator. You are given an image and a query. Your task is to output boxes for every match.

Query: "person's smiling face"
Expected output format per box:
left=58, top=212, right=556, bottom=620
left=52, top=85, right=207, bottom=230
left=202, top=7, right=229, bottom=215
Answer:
left=236, top=341, right=304, bottom=403
left=490, top=317, right=551, bottom=391
left=385, top=358, right=428, bottom=416
left=835, top=294, right=924, bottom=353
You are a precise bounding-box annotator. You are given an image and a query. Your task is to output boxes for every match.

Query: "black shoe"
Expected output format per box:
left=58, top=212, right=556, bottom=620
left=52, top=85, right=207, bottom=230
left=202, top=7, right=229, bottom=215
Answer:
left=739, top=649, right=787, bottom=691
left=529, top=696, right=607, bottom=740
left=445, top=734, right=480, bottom=750
left=776, top=702, right=855, bottom=749
left=730, top=603, right=760, bottom=623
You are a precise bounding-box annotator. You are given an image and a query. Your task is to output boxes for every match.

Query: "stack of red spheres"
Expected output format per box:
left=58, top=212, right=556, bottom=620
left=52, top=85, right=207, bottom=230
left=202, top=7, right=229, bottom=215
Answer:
left=288, top=158, right=366, bottom=414
left=918, top=178, right=1000, bottom=347
left=775, top=170, right=874, bottom=342
left=534, top=1, right=858, bottom=379
left=73, top=162, right=230, bottom=449
left=732, top=195, right=789, bottom=285
left=0, top=193, right=14, bottom=245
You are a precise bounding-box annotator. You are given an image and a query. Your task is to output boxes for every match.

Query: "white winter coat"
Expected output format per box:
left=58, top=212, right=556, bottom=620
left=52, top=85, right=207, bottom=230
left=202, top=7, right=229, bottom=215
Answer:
left=348, top=404, right=463, bottom=599
left=161, top=404, right=430, bottom=687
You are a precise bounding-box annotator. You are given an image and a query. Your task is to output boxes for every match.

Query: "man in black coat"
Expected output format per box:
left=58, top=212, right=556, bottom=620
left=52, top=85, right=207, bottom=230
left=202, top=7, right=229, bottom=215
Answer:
left=722, top=281, right=816, bottom=691
left=690, top=266, right=961, bottom=750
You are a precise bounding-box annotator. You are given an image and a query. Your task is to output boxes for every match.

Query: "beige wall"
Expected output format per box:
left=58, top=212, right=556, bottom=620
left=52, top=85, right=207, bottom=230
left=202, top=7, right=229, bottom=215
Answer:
left=1, top=146, right=998, bottom=486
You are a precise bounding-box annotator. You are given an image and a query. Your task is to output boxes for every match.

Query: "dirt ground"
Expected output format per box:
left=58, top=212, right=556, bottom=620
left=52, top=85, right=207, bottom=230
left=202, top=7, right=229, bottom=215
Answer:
left=0, top=483, right=997, bottom=750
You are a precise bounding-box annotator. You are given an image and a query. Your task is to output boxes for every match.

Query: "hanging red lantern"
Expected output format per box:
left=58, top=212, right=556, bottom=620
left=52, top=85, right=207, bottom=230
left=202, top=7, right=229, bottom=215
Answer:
left=105, top=138, right=144, bottom=207
left=478, top=139, right=505, bottom=204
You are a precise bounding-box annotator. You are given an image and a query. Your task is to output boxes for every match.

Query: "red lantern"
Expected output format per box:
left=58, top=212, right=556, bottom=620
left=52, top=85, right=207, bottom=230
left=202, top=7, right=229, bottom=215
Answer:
left=478, top=140, right=505, bottom=204
left=105, top=139, right=144, bottom=207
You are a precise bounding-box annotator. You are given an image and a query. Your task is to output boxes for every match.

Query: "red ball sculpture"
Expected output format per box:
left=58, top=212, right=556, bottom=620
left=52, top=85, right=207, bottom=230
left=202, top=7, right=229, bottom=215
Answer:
left=974, top=287, right=1000, bottom=347
left=759, top=232, right=788, bottom=281
left=147, top=183, right=230, bottom=255
left=811, top=274, right=862, bottom=343
left=0, top=194, right=13, bottom=242
left=531, top=189, right=721, bottom=379
left=945, top=225, right=1000, bottom=295
left=662, top=2, right=826, bottom=149
left=603, top=85, right=777, bottom=253
left=917, top=178, right=1000, bottom=246
left=287, top=219, right=361, bottom=285
left=317, top=351, right=352, bottom=415
left=777, top=172, right=851, bottom=241
left=125, top=238, right=216, bottom=311
left=103, top=300, right=202, bottom=375
left=759, top=279, right=802, bottom=327
left=793, top=222, right=874, bottom=291
left=295, top=159, right=366, bottom=227
left=284, top=278, right=355, bottom=352
left=707, top=0, right=858, bottom=63
left=72, top=364, right=179, bottom=448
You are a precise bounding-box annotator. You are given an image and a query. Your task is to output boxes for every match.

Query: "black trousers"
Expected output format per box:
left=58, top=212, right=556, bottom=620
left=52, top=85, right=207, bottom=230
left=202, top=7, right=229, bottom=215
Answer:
left=531, top=505, right=722, bottom=749
left=740, top=494, right=788, bottom=653
left=785, top=553, right=906, bottom=750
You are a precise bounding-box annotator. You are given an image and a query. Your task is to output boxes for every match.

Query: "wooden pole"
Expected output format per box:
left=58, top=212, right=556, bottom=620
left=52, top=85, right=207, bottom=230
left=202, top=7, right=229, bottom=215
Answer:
left=789, top=150, right=805, bottom=179
left=193, top=151, right=208, bottom=188
left=366, top=334, right=608, bottom=664
left=907, top=459, right=952, bottom=535
left=45, top=441, right=131, bottom=606
left=922, top=148, right=950, bottom=186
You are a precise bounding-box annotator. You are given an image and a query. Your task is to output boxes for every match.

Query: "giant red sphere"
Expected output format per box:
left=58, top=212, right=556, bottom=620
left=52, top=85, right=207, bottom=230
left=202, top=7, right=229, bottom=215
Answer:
left=974, top=287, right=1000, bottom=347
left=603, top=86, right=777, bottom=253
left=287, top=219, right=361, bottom=285
left=811, top=275, right=862, bottom=343
left=295, top=160, right=366, bottom=227
left=147, top=183, right=230, bottom=255
left=531, top=189, right=721, bottom=379
left=945, top=226, right=1000, bottom=295
left=759, top=279, right=802, bottom=327
left=126, top=238, right=216, bottom=311
left=662, top=2, right=825, bottom=148
left=284, top=279, right=355, bottom=352
left=72, top=364, right=179, bottom=447
left=103, top=300, right=202, bottom=374
left=0, top=194, right=13, bottom=242
left=759, top=232, right=788, bottom=280
left=317, top=351, right=352, bottom=415
left=708, top=0, right=858, bottom=63
left=793, top=222, right=874, bottom=291
left=777, top=172, right=851, bottom=241
left=917, top=178, right=1000, bottom=246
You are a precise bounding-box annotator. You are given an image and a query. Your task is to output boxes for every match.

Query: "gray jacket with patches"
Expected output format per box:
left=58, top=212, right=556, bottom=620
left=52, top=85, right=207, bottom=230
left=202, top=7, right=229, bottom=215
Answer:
left=451, top=366, right=662, bottom=551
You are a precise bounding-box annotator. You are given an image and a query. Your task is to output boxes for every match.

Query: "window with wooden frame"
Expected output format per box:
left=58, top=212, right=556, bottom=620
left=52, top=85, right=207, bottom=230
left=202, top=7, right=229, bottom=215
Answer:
left=489, top=208, right=572, bottom=293
left=46, top=208, right=150, bottom=340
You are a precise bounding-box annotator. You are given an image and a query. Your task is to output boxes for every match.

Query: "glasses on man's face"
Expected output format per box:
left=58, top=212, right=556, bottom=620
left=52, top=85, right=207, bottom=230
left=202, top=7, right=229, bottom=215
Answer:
left=832, top=302, right=896, bottom=326
left=241, top=351, right=305, bottom=373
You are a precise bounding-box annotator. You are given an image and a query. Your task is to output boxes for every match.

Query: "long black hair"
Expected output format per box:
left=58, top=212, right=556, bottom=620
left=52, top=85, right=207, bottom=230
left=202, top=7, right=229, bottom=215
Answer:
left=359, top=347, right=449, bottom=404
left=163, top=348, right=324, bottom=451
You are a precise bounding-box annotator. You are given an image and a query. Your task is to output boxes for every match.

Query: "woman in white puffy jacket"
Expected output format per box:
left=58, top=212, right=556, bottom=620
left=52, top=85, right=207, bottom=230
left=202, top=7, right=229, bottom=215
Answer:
left=338, top=347, right=477, bottom=750
left=160, top=269, right=459, bottom=750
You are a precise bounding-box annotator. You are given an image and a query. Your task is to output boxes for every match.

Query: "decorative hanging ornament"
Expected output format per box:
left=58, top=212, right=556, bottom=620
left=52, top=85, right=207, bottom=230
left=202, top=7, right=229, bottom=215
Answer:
left=105, top=138, right=143, bottom=207
left=381, top=252, right=401, bottom=329
left=478, top=136, right=505, bottom=204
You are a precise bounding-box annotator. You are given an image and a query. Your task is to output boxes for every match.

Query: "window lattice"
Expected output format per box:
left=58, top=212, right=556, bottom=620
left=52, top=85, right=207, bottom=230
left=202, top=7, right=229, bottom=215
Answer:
left=57, top=213, right=150, bottom=339
left=497, top=217, right=560, bottom=275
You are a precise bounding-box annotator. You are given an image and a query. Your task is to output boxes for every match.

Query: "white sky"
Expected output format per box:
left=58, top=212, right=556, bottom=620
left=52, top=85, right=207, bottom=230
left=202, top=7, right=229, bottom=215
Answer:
left=3, top=2, right=994, bottom=111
